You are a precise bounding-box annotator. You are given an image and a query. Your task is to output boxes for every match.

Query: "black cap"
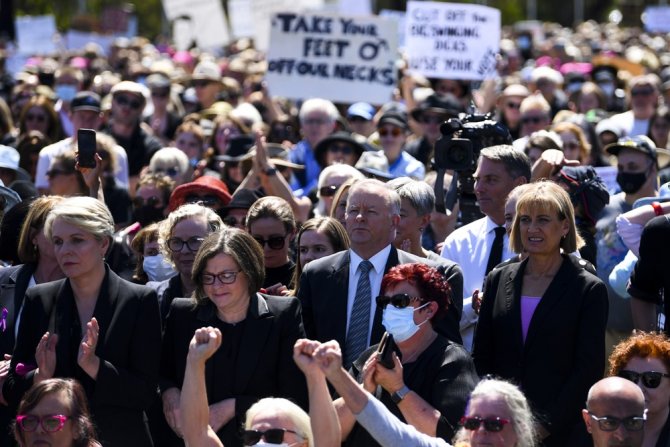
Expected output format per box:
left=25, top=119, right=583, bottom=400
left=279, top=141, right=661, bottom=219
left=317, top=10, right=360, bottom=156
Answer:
left=605, top=135, right=670, bottom=167
left=410, top=93, right=463, bottom=121
left=71, top=91, right=101, bottom=113
left=217, top=135, right=256, bottom=162
left=378, top=111, right=408, bottom=130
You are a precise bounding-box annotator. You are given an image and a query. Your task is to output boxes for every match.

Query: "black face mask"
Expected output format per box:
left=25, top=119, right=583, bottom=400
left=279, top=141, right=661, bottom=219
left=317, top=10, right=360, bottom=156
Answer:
left=133, top=205, right=165, bottom=227
left=616, top=171, right=648, bottom=194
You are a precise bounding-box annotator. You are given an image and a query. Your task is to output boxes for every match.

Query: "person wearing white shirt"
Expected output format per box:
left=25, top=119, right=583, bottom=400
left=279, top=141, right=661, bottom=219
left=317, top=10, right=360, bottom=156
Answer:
left=440, top=145, right=530, bottom=350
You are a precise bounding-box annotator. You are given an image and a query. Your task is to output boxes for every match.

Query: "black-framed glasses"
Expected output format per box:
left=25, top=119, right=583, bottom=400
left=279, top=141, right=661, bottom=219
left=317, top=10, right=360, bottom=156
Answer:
left=460, top=416, right=510, bottom=432
left=253, top=234, right=287, bottom=250
left=185, top=194, right=222, bottom=208
left=319, top=185, right=339, bottom=197
left=242, top=428, right=304, bottom=446
left=201, top=270, right=241, bottom=285
left=618, top=370, right=670, bottom=389
left=114, top=95, right=143, bottom=110
left=167, top=236, right=204, bottom=252
left=376, top=293, right=423, bottom=309
left=16, top=414, right=69, bottom=432
left=223, top=216, right=245, bottom=227
left=46, top=168, right=75, bottom=178
left=588, top=413, right=646, bottom=432
left=132, top=196, right=161, bottom=208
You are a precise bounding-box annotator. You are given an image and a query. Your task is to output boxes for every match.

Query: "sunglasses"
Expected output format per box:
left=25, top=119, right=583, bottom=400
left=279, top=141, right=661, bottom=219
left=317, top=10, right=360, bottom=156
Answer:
left=167, top=236, right=204, bottom=252
left=201, top=270, right=241, bottom=285
left=379, top=127, right=403, bottom=137
left=618, top=370, right=670, bottom=389
left=25, top=113, right=47, bottom=123
left=460, top=416, right=510, bottom=432
left=420, top=115, right=444, bottom=125
left=242, top=428, right=303, bottom=446
left=16, top=414, right=69, bottom=433
left=223, top=216, right=245, bottom=227
left=319, top=185, right=339, bottom=197
left=376, top=293, right=423, bottom=309
left=506, top=101, right=521, bottom=110
left=193, top=80, right=213, bottom=88
left=631, top=88, right=655, bottom=97
left=151, top=89, right=170, bottom=98
left=521, top=115, right=545, bottom=125
left=588, top=413, right=646, bottom=432
left=185, top=194, right=222, bottom=208
left=132, top=196, right=161, bottom=208
left=253, top=234, right=287, bottom=250
left=46, top=168, right=75, bottom=178
left=151, top=167, right=180, bottom=177
left=328, top=144, right=354, bottom=155
left=114, top=95, right=143, bottom=110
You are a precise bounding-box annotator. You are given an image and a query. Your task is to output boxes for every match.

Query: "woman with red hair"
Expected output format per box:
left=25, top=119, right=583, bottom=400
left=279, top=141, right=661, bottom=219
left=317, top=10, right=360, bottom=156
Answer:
left=334, top=262, right=478, bottom=447
left=609, top=332, right=670, bottom=447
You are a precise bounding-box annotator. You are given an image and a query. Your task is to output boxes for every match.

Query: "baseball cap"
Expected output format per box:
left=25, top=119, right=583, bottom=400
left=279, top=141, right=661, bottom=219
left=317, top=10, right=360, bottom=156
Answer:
left=605, top=135, right=670, bottom=167
left=70, top=91, right=101, bottom=113
left=347, top=102, right=375, bottom=121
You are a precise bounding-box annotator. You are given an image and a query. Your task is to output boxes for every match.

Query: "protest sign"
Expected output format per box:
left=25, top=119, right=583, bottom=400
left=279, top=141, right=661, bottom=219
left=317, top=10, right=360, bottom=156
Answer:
left=161, top=0, right=230, bottom=49
left=229, top=0, right=255, bottom=39
left=251, top=0, right=325, bottom=52
left=265, top=12, right=397, bottom=104
left=339, top=0, right=372, bottom=16
left=15, top=15, right=57, bottom=55
left=643, top=6, right=670, bottom=33
left=405, top=1, right=500, bottom=80
left=379, top=9, right=406, bottom=49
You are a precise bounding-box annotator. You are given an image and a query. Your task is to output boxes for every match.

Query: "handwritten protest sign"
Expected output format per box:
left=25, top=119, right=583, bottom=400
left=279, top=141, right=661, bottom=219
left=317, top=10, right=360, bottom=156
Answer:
left=265, top=12, right=397, bottom=104
left=15, top=15, right=57, bottom=55
left=405, top=1, right=500, bottom=80
left=251, top=0, right=325, bottom=52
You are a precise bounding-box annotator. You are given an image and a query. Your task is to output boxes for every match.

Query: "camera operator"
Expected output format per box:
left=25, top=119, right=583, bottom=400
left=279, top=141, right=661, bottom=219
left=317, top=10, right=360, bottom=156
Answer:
left=440, top=145, right=530, bottom=351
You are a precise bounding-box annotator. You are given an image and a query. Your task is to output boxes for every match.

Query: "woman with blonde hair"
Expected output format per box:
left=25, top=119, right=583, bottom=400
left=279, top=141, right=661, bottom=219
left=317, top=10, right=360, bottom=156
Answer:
left=552, top=121, right=591, bottom=164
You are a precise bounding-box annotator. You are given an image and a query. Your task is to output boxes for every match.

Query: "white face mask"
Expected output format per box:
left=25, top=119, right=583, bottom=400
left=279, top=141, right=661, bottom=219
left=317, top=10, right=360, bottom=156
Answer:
left=382, top=302, right=430, bottom=342
left=143, top=254, right=177, bottom=282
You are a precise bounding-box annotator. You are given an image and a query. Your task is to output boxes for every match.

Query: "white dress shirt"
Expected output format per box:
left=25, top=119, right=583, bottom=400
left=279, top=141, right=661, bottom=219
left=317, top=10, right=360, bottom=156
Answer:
left=347, top=245, right=392, bottom=347
left=440, top=216, right=514, bottom=351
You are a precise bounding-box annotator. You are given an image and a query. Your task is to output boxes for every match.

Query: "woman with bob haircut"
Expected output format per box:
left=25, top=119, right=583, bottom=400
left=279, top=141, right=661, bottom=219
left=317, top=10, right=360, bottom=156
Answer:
left=452, top=378, right=537, bottom=447
left=473, top=180, right=608, bottom=446
left=13, top=378, right=101, bottom=447
left=159, top=228, right=307, bottom=447
left=551, top=121, right=592, bottom=165
left=5, top=196, right=162, bottom=447
left=608, top=332, right=670, bottom=447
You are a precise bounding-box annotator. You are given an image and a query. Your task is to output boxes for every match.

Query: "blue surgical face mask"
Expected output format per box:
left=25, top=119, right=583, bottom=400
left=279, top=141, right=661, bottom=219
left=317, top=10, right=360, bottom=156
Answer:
left=382, top=302, right=430, bottom=342
left=55, top=84, right=77, bottom=102
left=143, top=254, right=177, bottom=282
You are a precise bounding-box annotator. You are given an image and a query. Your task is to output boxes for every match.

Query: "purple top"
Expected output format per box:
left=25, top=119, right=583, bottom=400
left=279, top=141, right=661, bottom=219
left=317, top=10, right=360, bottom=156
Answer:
left=521, top=295, right=542, bottom=342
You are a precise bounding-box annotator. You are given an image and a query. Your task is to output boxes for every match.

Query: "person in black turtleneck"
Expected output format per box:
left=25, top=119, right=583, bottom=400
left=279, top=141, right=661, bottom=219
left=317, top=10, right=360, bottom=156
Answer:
left=245, top=196, right=296, bottom=295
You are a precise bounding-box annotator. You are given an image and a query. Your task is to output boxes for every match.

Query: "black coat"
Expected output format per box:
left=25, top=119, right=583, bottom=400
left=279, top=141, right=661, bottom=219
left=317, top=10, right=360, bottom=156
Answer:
left=4, top=266, right=162, bottom=447
left=160, top=294, right=308, bottom=447
left=473, top=254, right=608, bottom=446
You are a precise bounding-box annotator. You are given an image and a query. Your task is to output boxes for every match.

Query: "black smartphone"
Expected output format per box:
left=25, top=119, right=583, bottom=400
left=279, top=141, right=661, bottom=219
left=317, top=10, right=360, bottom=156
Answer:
left=77, top=128, right=97, bottom=168
left=376, top=332, right=398, bottom=369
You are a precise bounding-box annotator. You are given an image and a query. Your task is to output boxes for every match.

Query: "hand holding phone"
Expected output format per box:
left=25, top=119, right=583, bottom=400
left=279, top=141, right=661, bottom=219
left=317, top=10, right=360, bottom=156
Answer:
left=77, top=128, right=97, bottom=168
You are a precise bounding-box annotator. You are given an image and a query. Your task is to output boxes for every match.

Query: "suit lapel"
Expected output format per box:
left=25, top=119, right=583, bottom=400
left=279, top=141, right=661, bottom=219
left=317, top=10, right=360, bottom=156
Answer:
left=236, top=294, right=273, bottom=392
left=505, top=261, right=525, bottom=350
left=93, top=268, right=118, bottom=351
left=331, top=252, right=351, bottom=346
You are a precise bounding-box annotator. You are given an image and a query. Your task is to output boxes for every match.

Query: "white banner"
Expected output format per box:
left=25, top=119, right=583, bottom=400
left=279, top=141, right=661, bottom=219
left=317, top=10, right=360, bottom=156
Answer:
left=161, top=0, right=230, bottom=49
left=405, top=1, right=500, bottom=80
left=265, top=12, right=397, bottom=104
left=15, top=15, right=57, bottom=55
left=228, top=0, right=255, bottom=39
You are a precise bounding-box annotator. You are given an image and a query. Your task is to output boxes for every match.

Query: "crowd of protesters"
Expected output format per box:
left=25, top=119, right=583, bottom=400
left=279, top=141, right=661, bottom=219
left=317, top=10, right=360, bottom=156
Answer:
left=0, top=14, right=669, bottom=447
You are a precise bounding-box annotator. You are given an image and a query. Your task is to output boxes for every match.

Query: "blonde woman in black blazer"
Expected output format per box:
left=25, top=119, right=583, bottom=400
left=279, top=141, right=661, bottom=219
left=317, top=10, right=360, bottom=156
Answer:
left=473, top=181, right=608, bottom=447
left=4, top=196, right=162, bottom=447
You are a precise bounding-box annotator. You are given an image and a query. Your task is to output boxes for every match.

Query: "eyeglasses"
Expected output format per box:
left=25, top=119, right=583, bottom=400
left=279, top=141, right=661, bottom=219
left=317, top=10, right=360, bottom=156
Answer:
left=114, top=95, right=143, bottom=110
left=193, top=80, right=213, bottom=88
left=379, top=127, right=403, bottom=137
left=201, top=270, right=241, bottom=285
left=328, top=144, right=354, bottom=155
left=132, top=196, right=161, bottom=208
left=631, top=88, right=655, bottom=97
left=253, top=234, right=287, bottom=250
left=588, top=413, right=646, bottom=432
left=167, top=236, right=204, bottom=252
left=223, top=216, right=245, bottom=227
left=460, top=416, right=510, bottom=432
left=521, top=115, right=546, bottom=125
left=506, top=101, right=521, bottom=110
left=242, top=428, right=304, bottom=446
left=302, top=117, right=329, bottom=126
left=319, top=185, right=339, bottom=197
left=16, top=414, right=69, bottom=432
left=185, top=194, right=222, bottom=208
left=25, top=113, right=47, bottom=123
left=376, top=293, right=424, bottom=309
left=618, top=370, right=670, bottom=389
left=420, top=115, right=444, bottom=125
left=46, top=168, right=75, bottom=178
left=151, top=167, right=180, bottom=177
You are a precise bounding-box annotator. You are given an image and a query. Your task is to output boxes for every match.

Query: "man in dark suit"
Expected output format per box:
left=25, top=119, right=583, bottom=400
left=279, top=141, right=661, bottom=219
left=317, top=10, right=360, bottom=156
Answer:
left=298, top=179, right=463, bottom=366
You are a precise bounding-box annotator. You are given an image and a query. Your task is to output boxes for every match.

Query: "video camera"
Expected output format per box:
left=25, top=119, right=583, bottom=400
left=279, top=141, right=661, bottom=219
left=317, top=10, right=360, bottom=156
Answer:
left=433, top=113, right=512, bottom=226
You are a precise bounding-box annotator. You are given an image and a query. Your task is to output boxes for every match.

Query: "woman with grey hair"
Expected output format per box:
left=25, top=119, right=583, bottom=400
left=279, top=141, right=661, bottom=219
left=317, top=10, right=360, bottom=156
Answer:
left=149, top=147, right=191, bottom=187
left=159, top=227, right=307, bottom=447
left=5, top=196, right=162, bottom=447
